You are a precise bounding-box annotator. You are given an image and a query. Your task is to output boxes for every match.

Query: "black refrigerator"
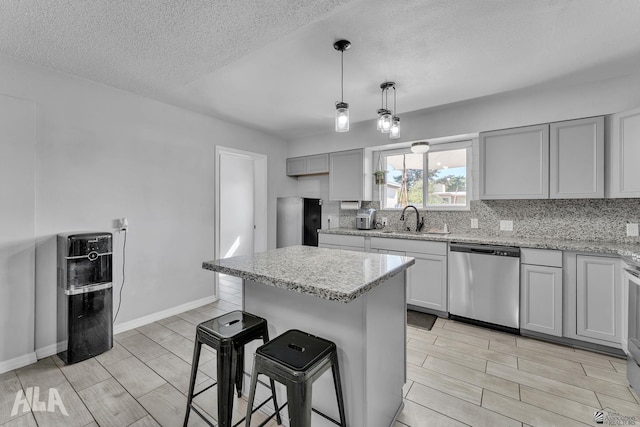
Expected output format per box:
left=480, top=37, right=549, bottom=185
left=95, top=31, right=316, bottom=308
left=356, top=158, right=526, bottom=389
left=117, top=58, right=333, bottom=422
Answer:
left=276, top=197, right=322, bottom=248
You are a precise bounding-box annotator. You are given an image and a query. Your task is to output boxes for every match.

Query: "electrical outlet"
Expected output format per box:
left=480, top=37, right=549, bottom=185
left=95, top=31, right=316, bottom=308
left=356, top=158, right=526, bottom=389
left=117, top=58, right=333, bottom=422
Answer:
left=381, top=217, right=388, bottom=226
left=470, top=218, right=478, bottom=229
left=119, top=217, right=128, bottom=231
left=628, top=223, right=639, bottom=237
left=500, top=220, right=513, bottom=231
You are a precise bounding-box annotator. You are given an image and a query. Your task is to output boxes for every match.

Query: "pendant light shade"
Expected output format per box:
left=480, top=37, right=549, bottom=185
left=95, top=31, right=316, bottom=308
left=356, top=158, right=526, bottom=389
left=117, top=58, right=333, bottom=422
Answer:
left=390, top=116, right=400, bottom=139
left=335, top=102, right=349, bottom=132
left=334, top=40, right=351, bottom=133
left=411, top=141, right=430, bottom=153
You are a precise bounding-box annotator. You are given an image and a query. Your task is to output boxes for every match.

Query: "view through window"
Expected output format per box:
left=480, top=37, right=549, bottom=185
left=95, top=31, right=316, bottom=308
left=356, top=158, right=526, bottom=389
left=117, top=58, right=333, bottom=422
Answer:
left=381, top=144, right=470, bottom=209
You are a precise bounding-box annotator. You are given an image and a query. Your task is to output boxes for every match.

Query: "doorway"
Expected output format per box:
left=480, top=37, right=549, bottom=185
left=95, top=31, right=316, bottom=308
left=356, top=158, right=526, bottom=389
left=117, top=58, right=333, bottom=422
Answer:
left=214, top=146, right=267, bottom=303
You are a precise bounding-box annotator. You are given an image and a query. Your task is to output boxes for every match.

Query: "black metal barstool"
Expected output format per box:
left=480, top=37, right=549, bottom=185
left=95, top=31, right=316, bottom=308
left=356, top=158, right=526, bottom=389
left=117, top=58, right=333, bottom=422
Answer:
left=245, top=329, right=347, bottom=427
left=183, top=310, right=282, bottom=427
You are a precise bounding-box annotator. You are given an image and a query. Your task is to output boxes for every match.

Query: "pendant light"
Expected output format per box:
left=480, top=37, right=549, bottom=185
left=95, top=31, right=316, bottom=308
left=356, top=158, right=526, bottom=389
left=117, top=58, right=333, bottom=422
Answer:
left=376, top=82, right=401, bottom=139
left=411, top=141, right=430, bottom=153
left=389, top=86, right=400, bottom=139
left=334, top=40, right=351, bottom=132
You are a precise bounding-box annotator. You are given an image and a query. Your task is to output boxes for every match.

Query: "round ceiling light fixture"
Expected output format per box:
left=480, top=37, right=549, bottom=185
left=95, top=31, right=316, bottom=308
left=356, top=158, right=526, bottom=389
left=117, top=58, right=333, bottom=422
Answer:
left=411, top=141, right=430, bottom=153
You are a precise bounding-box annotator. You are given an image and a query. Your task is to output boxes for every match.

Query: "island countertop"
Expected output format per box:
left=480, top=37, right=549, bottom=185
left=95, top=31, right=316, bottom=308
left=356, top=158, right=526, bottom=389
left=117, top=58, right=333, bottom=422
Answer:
left=202, top=245, right=415, bottom=303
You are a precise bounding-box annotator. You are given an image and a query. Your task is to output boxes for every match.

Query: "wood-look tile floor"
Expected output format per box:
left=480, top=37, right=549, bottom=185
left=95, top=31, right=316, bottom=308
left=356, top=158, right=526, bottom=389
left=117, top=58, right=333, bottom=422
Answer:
left=2, top=276, right=639, bottom=426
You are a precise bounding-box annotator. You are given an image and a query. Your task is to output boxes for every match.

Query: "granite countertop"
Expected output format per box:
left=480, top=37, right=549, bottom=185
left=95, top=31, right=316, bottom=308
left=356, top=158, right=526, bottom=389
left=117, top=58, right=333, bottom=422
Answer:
left=202, top=245, right=415, bottom=303
left=320, top=228, right=640, bottom=264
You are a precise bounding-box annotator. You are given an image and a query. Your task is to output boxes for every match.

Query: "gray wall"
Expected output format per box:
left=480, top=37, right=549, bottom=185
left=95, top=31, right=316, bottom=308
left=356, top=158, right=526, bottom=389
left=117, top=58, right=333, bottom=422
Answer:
left=0, top=54, right=295, bottom=370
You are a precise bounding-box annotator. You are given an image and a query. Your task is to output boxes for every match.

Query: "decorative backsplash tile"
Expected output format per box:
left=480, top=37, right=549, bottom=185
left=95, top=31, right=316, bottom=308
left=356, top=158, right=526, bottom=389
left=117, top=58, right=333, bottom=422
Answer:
left=339, top=199, right=640, bottom=242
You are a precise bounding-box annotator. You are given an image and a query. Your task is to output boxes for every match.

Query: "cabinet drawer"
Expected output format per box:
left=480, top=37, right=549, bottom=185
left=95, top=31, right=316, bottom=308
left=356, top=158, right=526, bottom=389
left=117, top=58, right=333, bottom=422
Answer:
left=521, top=248, right=562, bottom=267
left=318, top=234, right=365, bottom=248
left=370, top=237, right=447, bottom=255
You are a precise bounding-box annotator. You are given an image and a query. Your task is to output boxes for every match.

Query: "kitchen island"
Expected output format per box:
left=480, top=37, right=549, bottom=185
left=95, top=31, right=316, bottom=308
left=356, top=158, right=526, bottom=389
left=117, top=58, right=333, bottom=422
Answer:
left=203, top=245, right=415, bottom=427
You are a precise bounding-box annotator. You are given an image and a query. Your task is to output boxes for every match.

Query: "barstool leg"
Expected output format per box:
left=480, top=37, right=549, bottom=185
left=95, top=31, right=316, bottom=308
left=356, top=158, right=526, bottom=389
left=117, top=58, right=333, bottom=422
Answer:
left=261, top=329, right=282, bottom=425
left=330, top=353, right=348, bottom=427
left=287, top=381, right=313, bottom=427
left=183, top=340, right=203, bottom=427
left=217, top=344, right=236, bottom=427
left=244, top=359, right=260, bottom=427
left=235, top=345, right=244, bottom=397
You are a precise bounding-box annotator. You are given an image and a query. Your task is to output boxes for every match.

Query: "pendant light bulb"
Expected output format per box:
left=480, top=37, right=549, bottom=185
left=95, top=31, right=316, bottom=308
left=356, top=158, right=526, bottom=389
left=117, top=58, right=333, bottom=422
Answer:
left=381, top=112, right=393, bottom=133
left=390, top=116, right=401, bottom=139
left=336, top=102, right=349, bottom=132
left=334, top=40, right=351, bottom=133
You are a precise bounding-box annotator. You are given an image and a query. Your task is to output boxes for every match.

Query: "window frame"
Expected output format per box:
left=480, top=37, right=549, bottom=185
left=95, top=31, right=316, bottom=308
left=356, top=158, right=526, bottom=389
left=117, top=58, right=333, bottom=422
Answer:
left=378, top=140, right=472, bottom=211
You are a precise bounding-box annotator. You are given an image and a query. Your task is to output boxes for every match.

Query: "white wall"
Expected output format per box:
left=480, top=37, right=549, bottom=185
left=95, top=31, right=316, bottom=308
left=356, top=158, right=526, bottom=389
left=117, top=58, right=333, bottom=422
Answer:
left=287, top=73, right=640, bottom=156
left=0, top=55, right=294, bottom=370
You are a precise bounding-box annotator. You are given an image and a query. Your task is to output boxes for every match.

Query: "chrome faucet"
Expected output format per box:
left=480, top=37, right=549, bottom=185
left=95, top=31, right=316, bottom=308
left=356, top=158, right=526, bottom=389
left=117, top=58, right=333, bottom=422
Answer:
left=400, top=205, right=424, bottom=232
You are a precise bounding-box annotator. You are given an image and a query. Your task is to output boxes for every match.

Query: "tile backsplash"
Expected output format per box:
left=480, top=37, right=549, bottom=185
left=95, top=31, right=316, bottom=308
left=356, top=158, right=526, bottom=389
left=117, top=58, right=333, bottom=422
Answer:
left=339, top=199, right=640, bottom=242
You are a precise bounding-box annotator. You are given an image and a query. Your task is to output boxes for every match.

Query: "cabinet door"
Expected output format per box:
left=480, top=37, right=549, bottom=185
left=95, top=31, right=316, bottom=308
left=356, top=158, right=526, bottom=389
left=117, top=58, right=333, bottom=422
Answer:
left=550, top=117, right=604, bottom=199
left=286, top=157, right=306, bottom=176
left=520, top=265, right=562, bottom=336
left=406, top=252, right=447, bottom=312
left=305, top=154, right=329, bottom=174
left=329, top=149, right=371, bottom=201
left=608, top=107, right=640, bottom=198
left=480, top=124, right=549, bottom=199
left=576, top=255, right=621, bottom=343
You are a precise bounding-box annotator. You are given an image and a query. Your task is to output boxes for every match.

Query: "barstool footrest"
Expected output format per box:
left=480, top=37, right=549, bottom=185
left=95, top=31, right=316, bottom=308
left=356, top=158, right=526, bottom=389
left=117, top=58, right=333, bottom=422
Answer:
left=192, top=381, right=217, bottom=399
left=231, top=395, right=283, bottom=427
left=189, top=405, right=216, bottom=427
left=312, top=407, right=342, bottom=426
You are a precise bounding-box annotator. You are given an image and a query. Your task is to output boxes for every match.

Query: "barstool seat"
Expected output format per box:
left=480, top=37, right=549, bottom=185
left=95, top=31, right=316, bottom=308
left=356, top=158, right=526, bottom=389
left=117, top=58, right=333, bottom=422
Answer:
left=183, top=310, right=282, bottom=427
left=245, top=329, right=347, bottom=427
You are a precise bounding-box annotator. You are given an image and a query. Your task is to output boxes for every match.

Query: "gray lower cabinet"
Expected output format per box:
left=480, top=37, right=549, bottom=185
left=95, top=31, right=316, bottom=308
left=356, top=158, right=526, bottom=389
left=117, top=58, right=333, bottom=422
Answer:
left=370, top=238, right=447, bottom=312
left=406, top=252, right=447, bottom=312
left=520, top=264, right=562, bottom=337
left=575, top=254, right=622, bottom=344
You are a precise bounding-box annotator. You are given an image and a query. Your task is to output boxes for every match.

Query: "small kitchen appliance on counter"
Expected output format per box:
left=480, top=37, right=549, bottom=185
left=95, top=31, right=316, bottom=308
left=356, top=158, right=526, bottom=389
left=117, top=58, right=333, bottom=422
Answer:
left=356, top=208, right=377, bottom=230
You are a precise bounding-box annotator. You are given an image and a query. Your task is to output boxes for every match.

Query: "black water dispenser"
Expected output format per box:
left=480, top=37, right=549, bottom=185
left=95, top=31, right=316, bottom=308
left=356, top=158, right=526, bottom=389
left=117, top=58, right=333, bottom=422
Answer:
left=57, top=232, right=113, bottom=364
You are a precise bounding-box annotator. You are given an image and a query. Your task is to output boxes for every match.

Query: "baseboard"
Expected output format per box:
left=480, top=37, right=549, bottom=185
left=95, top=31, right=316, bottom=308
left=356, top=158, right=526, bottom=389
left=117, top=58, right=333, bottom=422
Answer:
left=35, top=341, right=67, bottom=360
left=33, top=294, right=219, bottom=362
left=113, top=294, right=218, bottom=335
left=0, top=352, right=37, bottom=374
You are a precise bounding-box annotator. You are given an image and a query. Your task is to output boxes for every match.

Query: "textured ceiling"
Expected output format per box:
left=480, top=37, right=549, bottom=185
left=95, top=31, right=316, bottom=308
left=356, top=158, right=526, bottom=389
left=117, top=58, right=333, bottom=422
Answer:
left=1, top=0, right=640, bottom=140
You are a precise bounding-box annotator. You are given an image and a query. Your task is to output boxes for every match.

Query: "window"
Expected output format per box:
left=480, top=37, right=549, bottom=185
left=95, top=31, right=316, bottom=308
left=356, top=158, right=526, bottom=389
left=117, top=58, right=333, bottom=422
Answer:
left=380, top=141, right=471, bottom=210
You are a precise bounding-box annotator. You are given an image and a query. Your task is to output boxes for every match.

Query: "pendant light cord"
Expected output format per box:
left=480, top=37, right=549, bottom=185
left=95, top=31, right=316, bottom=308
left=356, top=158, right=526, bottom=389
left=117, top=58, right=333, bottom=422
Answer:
left=340, top=50, right=344, bottom=102
left=393, top=85, right=396, bottom=114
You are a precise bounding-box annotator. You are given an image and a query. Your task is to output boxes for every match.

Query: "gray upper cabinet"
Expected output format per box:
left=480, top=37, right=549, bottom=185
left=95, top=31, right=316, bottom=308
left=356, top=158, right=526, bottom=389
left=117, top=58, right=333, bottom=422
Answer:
left=550, top=116, right=604, bottom=199
left=329, top=149, right=372, bottom=201
left=480, top=124, right=550, bottom=199
left=286, top=153, right=329, bottom=176
left=607, top=107, right=640, bottom=198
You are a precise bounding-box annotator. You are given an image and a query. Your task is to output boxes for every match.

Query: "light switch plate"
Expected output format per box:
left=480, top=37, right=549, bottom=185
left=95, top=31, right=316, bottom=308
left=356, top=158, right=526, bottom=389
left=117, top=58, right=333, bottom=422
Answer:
left=470, top=218, right=478, bottom=229
left=628, top=223, right=639, bottom=237
left=500, top=220, right=513, bottom=231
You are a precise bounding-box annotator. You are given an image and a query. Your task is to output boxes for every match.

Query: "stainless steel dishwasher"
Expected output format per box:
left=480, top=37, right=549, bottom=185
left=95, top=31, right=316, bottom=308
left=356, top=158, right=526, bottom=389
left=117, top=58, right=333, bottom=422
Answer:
left=448, top=242, right=520, bottom=331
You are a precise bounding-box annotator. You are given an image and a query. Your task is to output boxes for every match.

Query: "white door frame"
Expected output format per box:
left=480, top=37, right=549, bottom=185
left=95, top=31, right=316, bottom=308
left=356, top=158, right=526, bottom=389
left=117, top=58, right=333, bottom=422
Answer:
left=214, top=145, right=268, bottom=298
